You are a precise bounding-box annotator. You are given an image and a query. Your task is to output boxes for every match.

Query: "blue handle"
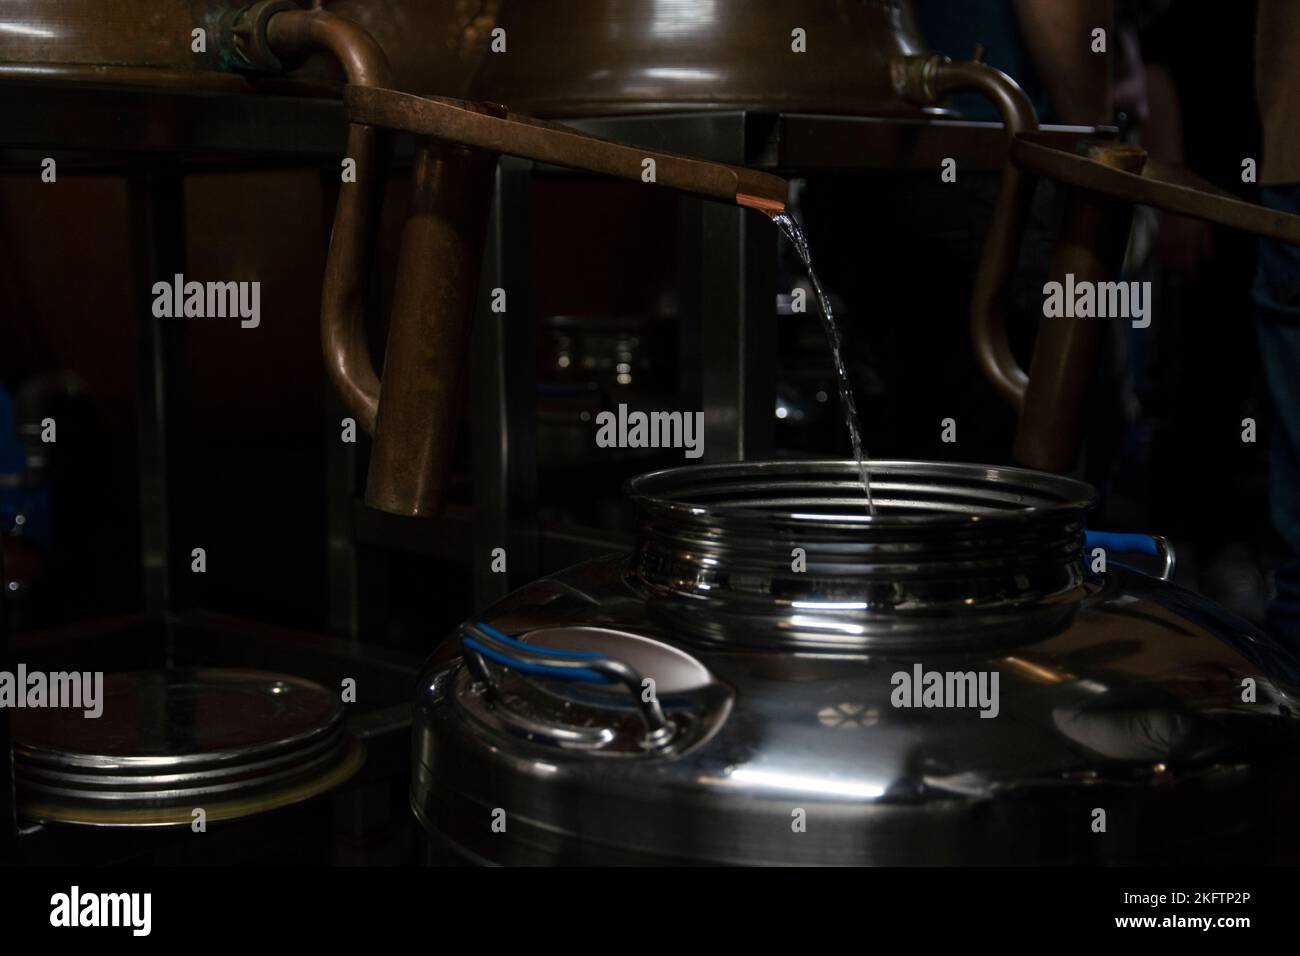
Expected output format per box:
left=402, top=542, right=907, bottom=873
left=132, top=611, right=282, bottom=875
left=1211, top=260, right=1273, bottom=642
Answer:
left=1084, top=530, right=1176, bottom=580
left=460, top=622, right=675, bottom=742
left=461, top=622, right=614, bottom=685
left=1084, top=531, right=1160, bottom=557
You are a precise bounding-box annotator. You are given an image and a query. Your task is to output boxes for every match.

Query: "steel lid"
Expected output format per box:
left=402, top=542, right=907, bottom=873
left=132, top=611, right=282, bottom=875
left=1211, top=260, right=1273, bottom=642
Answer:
left=13, top=669, right=360, bottom=827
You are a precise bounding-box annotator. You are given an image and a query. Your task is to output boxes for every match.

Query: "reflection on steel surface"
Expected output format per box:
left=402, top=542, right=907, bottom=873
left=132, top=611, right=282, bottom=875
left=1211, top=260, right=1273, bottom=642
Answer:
left=413, top=461, right=1300, bottom=865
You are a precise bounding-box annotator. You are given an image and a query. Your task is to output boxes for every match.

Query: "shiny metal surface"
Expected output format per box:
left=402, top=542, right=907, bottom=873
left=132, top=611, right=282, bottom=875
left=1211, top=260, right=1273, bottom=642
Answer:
left=17, top=669, right=341, bottom=766
left=627, top=459, right=1096, bottom=652
left=14, top=669, right=360, bottom=826
left=1153, top=536, right=1176, bottom=582
left=471, top=0, right=943, bottom=118
left=413, top=461, right=1300, bottom=864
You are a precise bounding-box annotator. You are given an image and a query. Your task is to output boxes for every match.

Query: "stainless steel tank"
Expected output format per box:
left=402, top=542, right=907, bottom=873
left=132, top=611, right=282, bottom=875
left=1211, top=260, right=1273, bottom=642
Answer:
left=412, top=461, right=1300, bottom=865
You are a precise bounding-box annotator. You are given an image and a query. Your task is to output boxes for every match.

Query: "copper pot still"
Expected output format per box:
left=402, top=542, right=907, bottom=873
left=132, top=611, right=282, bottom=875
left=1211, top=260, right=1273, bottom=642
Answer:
left=472, top=0, right=944, bottom=117
left=0, top=0, right=497, bottom=96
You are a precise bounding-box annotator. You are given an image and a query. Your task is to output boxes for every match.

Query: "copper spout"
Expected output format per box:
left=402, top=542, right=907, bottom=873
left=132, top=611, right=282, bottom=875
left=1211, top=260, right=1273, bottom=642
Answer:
left=231, top=2, right=788, bottom=517
left=737, top=194, right=788, bottom=215
left=342, top=86, right=787, bottom=210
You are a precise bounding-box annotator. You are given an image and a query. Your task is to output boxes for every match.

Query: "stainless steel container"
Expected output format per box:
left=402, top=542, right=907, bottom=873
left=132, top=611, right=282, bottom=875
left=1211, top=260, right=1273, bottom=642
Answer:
left=412, top=461, right=1300, bottom=864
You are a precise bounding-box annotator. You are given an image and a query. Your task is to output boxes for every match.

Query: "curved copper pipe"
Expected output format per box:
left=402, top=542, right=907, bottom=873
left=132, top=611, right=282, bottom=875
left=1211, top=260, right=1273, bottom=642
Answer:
left=892, top=54, right=1039, bottom=410
left=265, top=10, right=391, bottom=89
left=264, top=8, right=393, bottom=433
left=1014, top=144, right=1145, bottom=472
left=895, top=53, right=1300, bottom=447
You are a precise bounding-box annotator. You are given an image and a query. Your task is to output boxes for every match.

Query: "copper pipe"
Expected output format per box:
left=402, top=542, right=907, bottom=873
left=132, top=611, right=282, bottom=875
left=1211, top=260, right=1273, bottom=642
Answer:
left=1013, top=145, right=1145, bottom=472
left=258, top=5, right=393, bottom=434
left=263, top=9, right=391, bottom=88
left=894, top=53, right=1300, bottom=419
left=893, top=53, right=1300, bottom=474
left=365, top=141, right=496, bottom=516
left=318, top=124, right=383, bottom=433
left=1013, top=135, right=1300, bottom=246
left=343, top=86, right=787, bottom=210
left=892, top=54, right=1038, bottom=410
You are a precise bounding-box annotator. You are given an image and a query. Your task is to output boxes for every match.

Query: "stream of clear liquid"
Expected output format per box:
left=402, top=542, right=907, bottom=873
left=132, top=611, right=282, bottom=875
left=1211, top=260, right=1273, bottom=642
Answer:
left=772, top=212, right=876, bottom=517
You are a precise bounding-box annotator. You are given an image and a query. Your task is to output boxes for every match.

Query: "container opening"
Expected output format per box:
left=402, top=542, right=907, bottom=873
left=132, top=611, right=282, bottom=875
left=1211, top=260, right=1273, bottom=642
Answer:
left=627, top=460, right=1096, bottom=527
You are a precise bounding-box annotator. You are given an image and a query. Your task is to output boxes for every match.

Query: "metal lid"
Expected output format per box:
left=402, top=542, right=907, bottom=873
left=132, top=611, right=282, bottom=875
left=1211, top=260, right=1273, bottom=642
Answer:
left=13, top=669, right=360, bottom=827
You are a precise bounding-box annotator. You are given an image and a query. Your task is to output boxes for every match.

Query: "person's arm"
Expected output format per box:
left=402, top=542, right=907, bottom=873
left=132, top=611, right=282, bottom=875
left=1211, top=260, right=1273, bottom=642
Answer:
left=1012, top=0, right=1112, bottom=125
left=1143, top=61, right=1213, bottom=274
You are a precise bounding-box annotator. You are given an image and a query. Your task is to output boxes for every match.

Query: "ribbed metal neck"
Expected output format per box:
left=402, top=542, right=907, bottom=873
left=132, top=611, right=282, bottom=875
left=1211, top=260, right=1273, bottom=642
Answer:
left=625, top=460, right=1098, bottom=651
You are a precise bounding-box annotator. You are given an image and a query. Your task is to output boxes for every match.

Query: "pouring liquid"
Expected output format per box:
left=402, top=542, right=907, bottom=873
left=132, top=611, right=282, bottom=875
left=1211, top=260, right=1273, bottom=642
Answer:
left=771, top=212, right=876, bottom=517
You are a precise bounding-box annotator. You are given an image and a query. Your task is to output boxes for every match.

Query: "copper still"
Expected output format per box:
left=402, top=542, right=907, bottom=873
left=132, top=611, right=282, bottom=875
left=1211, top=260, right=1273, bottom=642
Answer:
left=0, top=0, right=496, bottom=96
left=471, top=0, right=944, bottom=117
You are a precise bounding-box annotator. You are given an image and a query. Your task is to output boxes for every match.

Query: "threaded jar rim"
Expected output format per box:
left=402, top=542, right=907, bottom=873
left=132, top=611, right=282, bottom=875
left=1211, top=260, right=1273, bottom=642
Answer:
left=624, top=460, right=1099, bottom=650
